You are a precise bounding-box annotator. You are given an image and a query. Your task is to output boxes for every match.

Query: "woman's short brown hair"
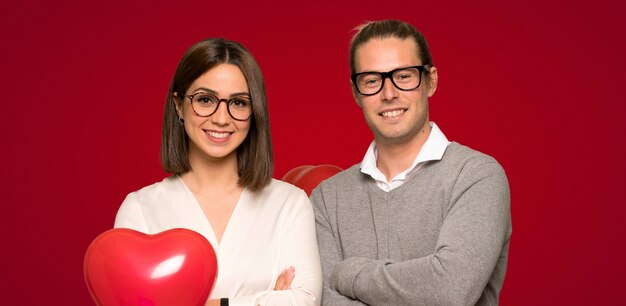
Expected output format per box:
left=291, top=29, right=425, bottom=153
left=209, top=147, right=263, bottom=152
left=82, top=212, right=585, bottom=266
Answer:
left=162, top=38, right=273, bottom=192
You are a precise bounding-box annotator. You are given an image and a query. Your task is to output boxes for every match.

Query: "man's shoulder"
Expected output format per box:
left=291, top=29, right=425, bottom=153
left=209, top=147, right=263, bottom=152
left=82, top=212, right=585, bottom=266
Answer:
left=326, top=163, right=363, bottom=182
left=442, top=142, right=501, bottom=167
left=310, top=164, right=368, bottom=211
left=315, top=163, right=364, bottom=192
left=438, top=142, right=507, bottom=182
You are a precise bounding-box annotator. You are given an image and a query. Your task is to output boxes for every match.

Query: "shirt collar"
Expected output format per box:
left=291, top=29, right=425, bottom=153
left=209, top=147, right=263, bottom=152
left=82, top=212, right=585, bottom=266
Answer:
left=360, top=122, right=450, bottom=183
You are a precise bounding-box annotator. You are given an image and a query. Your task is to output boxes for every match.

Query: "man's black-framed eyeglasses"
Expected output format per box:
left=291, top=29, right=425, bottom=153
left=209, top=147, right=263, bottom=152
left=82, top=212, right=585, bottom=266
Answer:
left=183, top=92, right=253, bottom=121
left=351, top=65, right=431, bottom=96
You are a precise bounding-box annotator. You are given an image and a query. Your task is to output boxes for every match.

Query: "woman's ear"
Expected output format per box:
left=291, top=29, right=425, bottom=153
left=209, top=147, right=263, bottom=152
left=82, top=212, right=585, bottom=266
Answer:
left=173, top=92, right=183, bottom=117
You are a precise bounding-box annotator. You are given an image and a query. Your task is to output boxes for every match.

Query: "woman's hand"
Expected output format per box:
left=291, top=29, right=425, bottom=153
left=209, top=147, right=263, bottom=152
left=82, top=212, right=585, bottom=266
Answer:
left=204, top=299, right=220, bottom=306
left=207, top=266, right=295, bottom=306
left=273, top=266, right=295, bottom=290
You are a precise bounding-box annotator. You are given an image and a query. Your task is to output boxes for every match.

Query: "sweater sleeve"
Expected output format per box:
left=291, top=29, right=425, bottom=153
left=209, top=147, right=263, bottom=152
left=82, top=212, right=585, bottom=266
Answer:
left=331, top=161, right=511, bottom=306
left=310, top=187, right=369, bottom=306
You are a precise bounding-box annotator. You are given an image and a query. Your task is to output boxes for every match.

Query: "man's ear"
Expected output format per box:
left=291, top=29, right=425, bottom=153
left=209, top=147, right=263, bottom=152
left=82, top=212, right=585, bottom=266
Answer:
left=351, top=80, right=363, bottom=108
left=427, top=66, right=438, bottom=97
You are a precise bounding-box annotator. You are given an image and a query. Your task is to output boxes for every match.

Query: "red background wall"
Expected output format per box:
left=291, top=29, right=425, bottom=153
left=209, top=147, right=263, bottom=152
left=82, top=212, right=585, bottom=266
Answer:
left=1, top=0, right=625, bottom=304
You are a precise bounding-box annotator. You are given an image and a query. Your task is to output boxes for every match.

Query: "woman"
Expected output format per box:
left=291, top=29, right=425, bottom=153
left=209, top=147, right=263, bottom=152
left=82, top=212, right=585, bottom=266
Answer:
left=114, top=38, right=322, bottom=306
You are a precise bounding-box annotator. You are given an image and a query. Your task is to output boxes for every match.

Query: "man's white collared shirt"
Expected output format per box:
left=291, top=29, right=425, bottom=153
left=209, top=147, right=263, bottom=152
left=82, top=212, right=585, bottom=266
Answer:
left=360, top=122, right=451, bottom=192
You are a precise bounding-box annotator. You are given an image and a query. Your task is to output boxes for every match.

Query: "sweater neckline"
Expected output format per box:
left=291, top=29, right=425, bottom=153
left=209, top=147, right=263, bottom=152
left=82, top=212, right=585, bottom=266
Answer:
left=364, top=142, right=458, bottom=199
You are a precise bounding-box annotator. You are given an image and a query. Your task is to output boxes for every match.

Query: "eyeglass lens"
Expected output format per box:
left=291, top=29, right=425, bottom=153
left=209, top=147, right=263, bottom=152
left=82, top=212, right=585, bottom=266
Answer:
left=190, top=93, right=252, bottom=120
left=355, top=67, right=422, bottom=95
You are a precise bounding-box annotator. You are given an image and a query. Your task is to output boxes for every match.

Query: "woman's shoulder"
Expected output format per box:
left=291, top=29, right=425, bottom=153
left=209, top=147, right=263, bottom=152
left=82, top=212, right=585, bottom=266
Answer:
left=260, top=178, right=310, bottom=200
left=116, top=175, right=188, bottom=228
left=248, top=179, right=310, bottom=210
left=266, top=178, right=307, bottom=194
left=124, top=175, right=183, bottom=204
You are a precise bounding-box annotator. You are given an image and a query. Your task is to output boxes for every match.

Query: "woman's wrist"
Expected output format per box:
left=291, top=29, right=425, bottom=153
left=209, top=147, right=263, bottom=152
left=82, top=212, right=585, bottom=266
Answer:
left=205, top=299, right=221, bottom=306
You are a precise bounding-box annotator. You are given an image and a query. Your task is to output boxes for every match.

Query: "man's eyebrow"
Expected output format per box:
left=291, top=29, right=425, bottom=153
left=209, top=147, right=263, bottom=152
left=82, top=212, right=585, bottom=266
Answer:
left=356, top=65, right=422, bottom=74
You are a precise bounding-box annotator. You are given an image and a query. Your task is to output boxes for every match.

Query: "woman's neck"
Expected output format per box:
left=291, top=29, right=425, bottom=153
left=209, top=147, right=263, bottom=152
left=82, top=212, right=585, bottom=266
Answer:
left=181, top=147, right=240, bottom=195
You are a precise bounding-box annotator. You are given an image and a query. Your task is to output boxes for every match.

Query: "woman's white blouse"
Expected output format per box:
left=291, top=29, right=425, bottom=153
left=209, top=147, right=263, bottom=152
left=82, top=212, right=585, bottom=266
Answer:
left=114, top=176, right=322, bottom=306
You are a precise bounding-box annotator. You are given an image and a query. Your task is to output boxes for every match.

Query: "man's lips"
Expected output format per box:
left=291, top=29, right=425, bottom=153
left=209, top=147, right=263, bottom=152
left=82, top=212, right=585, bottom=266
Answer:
left=379, top=108, right=407, bottom=118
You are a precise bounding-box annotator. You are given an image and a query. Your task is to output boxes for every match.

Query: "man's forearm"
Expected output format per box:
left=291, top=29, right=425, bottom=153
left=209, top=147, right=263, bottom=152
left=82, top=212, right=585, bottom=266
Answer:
left=321, top=286, right=368, bottom=306
left=331, top=162, right=511, bottom=306
left=312, top=187, right=369, bottom=306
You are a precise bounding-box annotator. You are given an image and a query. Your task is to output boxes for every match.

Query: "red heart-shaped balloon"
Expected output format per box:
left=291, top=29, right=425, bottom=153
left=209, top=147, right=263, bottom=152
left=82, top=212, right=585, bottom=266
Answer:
left=282, top=164, right=342, bottom=196
left=84, top=228, right=218, bottom=306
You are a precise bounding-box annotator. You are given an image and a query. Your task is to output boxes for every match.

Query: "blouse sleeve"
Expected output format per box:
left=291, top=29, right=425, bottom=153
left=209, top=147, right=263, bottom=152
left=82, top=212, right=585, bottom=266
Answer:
left=229, top=189, right=322, bottom=306
left=113, top=192, right=149, bottom=233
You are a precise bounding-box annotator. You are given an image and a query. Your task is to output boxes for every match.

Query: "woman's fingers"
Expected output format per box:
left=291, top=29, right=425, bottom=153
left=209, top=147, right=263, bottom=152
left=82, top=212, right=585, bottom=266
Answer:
left=273, top=266, right=295, bottom=290
left=284, top=266, right=295, bottom=288
left=274, top=270, right=287, bottom=290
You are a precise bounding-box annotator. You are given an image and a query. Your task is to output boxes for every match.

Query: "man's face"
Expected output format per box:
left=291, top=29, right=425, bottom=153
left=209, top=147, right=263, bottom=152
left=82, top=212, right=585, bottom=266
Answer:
left=352, top=37, right=438, bottom=145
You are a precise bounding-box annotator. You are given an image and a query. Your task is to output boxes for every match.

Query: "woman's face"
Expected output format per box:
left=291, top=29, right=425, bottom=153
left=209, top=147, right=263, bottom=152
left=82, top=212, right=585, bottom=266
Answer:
left=176, top=64, right=251, bottom=162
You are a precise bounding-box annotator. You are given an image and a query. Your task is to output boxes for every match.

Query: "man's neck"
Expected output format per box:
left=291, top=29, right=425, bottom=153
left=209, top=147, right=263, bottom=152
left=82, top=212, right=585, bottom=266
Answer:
left=376, top=122, right=432, bottom=181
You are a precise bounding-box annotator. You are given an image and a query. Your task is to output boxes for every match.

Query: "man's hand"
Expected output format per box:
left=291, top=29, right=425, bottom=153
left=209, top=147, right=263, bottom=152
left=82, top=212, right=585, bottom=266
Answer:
left=273, top=266, right=295, bottom=290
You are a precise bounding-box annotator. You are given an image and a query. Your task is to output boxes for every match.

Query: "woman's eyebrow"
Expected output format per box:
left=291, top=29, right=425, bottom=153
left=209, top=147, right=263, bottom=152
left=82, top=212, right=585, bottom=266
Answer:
left=191, top=88, right=249, bottom=98
left=191, top=87, right=217, bottom=95
left=230, top=92, right=251, bottom=98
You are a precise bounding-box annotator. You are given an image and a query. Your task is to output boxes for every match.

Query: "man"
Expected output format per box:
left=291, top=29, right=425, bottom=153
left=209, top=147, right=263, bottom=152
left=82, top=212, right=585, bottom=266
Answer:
left=311, top=20, right=511, bottom=306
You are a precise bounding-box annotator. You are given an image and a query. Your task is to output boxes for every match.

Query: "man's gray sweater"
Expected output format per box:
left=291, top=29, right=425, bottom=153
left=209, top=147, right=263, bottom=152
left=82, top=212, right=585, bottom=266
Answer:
left=311, top=142, right=511, bottom=306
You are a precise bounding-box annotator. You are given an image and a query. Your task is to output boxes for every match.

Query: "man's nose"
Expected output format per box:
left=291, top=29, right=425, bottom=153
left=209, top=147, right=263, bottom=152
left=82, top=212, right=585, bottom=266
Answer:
left=380, top=77, right=399, bottom=101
